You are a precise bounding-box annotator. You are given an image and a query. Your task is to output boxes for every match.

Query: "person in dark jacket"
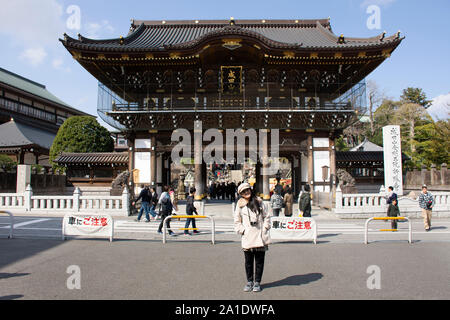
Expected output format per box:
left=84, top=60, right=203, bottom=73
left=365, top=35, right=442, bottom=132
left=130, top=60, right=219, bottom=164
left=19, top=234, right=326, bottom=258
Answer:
left=184, top=187, right=200, bottom=235
left=132, top=185, right=151, bottom=222
left=387, top=198, right=400, bottom=230
left=149, top=186, right=158, bottom=220
left=299, top=185, right=312, bottom=217
left=157, top=185, right=174, bottom=235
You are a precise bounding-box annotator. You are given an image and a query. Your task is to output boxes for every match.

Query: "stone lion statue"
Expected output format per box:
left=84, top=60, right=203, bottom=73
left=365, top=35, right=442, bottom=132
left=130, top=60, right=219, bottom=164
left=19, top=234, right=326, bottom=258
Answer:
left=110, top=170, right=131, bottom=196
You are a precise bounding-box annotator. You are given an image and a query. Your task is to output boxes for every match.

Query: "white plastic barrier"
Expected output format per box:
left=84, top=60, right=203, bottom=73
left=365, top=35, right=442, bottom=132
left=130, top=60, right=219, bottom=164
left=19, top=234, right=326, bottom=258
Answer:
left=270, top=216, right=317, bottom=244
left=62, top=213, right=114, bottom=242
left=0, top=210, right=14, bottom=239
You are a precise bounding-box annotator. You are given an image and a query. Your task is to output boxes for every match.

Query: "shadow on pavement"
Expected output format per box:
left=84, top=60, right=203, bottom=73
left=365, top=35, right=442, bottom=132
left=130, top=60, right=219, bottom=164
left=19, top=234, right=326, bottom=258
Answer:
left=0, top=295, right=24, bottom=300
left=0, top=238, right=66, bottom=269
left=263, top=273, right=323, bottom=289
left=0, top=272, right=29, bottom=279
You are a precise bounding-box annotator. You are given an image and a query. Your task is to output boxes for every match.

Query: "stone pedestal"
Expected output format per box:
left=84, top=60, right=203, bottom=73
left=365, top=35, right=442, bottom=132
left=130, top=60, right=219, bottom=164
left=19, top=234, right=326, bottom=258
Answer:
left=16, top=164, right=31, bottom=194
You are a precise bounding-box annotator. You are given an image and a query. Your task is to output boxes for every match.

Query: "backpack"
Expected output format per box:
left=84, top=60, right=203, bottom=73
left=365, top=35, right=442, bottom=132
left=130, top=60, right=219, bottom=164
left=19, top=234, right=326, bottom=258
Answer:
left=161, top=193, right=172, bottom=212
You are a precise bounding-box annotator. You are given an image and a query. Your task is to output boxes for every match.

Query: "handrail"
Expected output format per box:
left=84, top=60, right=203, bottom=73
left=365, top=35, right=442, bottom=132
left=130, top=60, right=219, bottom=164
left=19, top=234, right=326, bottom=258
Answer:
left=162, top=215, right=215, bottom=244
left=364, top=217, right=412, bottom=244
left=0, top=210, right=14, bottom=239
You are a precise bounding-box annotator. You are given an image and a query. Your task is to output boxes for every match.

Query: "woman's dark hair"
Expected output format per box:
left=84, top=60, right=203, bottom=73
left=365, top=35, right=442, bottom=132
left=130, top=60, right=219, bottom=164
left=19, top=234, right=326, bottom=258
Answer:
left=304, top=185, right=310, bottom=192
left=163, top=185, right=169, bottom=192
left=247, top=189, right=263, bottom=215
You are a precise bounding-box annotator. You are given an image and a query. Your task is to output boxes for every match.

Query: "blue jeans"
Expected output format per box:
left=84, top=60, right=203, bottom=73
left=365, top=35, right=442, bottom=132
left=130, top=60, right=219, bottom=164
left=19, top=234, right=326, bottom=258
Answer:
left=184, top=215, right=197, bottom=233
left=149, top=204, right=157, bottom=218
left=137, top=202, right=150, bottom=221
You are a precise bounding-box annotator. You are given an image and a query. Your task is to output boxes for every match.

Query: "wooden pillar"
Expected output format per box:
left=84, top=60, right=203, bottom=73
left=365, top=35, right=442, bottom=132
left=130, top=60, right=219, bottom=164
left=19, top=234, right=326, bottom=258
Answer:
left=150, top=135, right=156, bottom=187
left=307, top=134, right=314, bottom=191
left=162, top=153, right=169, bottom=187
left=329, top=136, right=336, bottom=198
left=127, top=133, right=135, bottom=196
left=156, top=152, right=163, bottom=191
left=167, top=155, right=172, bottom=187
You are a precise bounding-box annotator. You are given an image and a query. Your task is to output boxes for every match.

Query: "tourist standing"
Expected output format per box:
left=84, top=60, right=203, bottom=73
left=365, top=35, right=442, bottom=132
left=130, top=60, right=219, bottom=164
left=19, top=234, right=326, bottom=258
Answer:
left=299, top=185, right=312, bottom=217
left=418, top=185, right=434, bottom=231
left=270, top=188, right=284, bottom=217
left=387, top=198, right=400, bottom=230
left=283, top=187, right=294, bottom=217
left=234, top=183, right=271, bottom=293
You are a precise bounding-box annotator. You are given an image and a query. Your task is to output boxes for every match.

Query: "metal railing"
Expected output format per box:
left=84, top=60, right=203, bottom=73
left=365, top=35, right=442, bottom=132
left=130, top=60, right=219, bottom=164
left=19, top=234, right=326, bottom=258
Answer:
left=0, top=210, right=14, bottom=239
left=364, top=217, right=412, bottom=244
left=162, top=215, right=215, bottom=244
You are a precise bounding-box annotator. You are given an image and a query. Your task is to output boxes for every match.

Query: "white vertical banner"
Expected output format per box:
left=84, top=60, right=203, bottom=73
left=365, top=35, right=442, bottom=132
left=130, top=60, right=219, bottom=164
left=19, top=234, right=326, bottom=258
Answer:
left=134, top=139, right=151, bottom=184
left=383, top=125, right=403, bottom=195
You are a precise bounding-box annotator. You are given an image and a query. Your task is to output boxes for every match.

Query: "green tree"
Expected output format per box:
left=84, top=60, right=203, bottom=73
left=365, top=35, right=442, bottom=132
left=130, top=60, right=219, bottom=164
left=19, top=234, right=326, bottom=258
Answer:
left=400, top=87, right=432, bottom=108
left=0, top=154, right=16, bottom=171
left=335, top=136, right=350, bottom=151
left=392, top=102, right=432, bottom=155
left=49, top=116, right=114, bottom=168
left=366, top=99, right=399, bottom=145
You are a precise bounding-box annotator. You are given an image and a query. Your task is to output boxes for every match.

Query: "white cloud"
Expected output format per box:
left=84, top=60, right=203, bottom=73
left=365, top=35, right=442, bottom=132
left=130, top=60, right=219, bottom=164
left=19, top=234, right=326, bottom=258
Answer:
left=0, top=0, right=65, bottom=46
left=428, top=94, right=450, bottom=121
left=52, top=57, right=71, bottom=72
left=84, top=20, right=115, bottom=39
left=20, top=47, right=48, bottom=66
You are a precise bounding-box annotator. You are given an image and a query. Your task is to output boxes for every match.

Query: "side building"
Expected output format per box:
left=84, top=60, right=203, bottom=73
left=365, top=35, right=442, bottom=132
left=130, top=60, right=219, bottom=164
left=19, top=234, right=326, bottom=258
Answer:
left=0, top=67, right=92, bottom=166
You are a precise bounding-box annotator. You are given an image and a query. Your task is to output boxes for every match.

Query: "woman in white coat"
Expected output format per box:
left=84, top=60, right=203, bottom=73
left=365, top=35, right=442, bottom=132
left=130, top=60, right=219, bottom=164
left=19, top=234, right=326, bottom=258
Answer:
left=234, top=183, right=271, bottom=292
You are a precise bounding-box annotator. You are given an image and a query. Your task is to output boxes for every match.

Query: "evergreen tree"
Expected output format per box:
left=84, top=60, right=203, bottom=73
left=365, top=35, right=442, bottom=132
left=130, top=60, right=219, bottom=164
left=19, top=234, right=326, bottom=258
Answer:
left=49, top=116, right=114, bottom=168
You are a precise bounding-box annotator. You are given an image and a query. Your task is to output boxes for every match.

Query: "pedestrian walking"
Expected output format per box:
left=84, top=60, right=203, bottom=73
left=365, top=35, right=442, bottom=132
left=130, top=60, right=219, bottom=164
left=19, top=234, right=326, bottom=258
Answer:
left=234, top=183, right=271, bottom=293
left=418, top=185, right=434, bottom=231
left=157, top=185, right=174, bottom=235
left=270, top=188, right=284, bottom=217
left=283, top=187, right=294, bottom=217
left=184, top=187, right=200, bottom=235
left=169, top=187, right=179, bottom=214
left=299, top=185, right=312, bottom=217
left=132, top=185, right=151, bottom=222
left=147, top=186, right=159, bottom=220
left=387, top=198, right=400, bottom=230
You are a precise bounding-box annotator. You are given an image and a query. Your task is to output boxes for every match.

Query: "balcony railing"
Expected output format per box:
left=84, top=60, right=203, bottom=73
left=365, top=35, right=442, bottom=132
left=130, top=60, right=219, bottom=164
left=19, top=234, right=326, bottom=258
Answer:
left=0, top=97, right=56, bottom=123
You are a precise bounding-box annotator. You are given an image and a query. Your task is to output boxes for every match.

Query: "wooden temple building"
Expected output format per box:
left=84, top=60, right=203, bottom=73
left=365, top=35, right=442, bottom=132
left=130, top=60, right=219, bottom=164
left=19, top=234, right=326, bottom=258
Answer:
left=0, top=67, right=90, bottom=165
left=60, top=18, right=403, bottom=200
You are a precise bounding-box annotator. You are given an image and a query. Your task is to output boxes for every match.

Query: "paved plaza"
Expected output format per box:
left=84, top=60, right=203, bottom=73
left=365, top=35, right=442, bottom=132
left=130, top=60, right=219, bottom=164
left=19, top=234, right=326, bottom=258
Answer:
left=1, top=202, right=449, bottom=300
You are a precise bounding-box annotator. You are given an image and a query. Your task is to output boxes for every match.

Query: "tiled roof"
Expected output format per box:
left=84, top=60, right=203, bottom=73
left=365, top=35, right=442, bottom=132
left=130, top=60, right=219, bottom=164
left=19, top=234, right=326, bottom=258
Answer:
left=55, top=152, right=129, bottom=165
left=0, top=120, right=55, bottom=150
left=61, top=19, right=403, bottom=52
left=336, top=151, right=409, bottom=163
left=0, top=68, right=89, bottom=116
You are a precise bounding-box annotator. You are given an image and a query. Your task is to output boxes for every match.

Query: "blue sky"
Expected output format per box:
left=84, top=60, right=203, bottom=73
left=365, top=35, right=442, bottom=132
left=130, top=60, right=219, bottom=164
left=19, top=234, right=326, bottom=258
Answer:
left=1, top=0, right=449, bottom=130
